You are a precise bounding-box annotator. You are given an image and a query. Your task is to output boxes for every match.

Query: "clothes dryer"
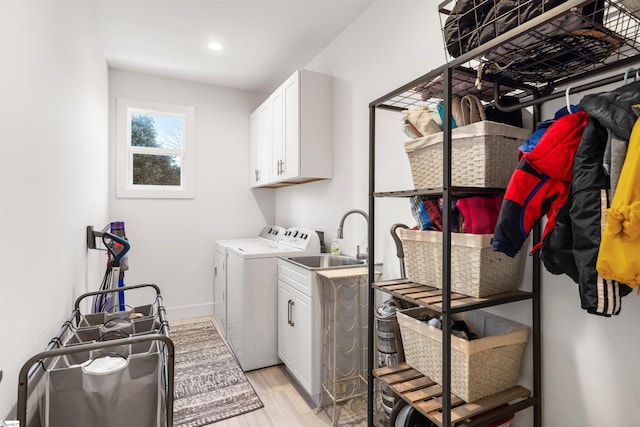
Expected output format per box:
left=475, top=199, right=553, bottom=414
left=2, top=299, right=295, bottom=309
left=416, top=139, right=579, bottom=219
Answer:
left=214, top=225, right=284, bottom=338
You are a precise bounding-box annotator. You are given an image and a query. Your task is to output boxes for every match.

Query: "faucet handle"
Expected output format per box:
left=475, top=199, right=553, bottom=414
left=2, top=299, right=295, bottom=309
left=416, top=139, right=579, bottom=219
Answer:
left=356, top=245, right=368, bottom=261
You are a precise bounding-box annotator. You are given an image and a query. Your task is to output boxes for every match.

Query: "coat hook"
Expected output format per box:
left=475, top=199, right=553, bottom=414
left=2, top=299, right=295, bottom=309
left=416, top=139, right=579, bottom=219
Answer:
left=624, top=67, right=637, bottom=85
left=565, top=86, right=573, bottom=113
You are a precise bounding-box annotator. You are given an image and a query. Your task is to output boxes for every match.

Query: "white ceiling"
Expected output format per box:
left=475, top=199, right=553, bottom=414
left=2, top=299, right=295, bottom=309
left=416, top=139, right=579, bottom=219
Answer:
left=88, top=0, right=374, bottom=94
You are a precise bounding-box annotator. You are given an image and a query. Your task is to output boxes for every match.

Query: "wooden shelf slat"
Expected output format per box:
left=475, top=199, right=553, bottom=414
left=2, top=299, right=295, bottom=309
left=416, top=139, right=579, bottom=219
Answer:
left=389, top=376, right=436, bottom=394
left=405, top=384, right=444, bottom=403
left=403, top=289, right=443, bottom=299
left=416, top=394, right=465, bottom=415
left=373, top=362, right=411, bottom=378
left=378, top=367, right=423, bottom=385
left=373, top=363, right=533, bottom=426
left=373, top=279, right=532, bottom=313
left=395, top=287, right=437, bottom=297
left=431, top=386, right=532, bottom=424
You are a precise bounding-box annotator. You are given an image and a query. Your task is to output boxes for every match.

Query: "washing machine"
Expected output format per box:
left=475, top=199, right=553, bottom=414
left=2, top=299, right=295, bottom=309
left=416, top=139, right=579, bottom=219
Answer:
left=225, top=227, right=320, bottom=371
left=214, top=225, right=285, bottom=338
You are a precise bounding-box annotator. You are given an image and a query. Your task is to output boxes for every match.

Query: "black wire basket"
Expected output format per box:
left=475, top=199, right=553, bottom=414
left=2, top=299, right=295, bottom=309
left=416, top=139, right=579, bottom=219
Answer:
left=438, top=0, right=640, bottom=84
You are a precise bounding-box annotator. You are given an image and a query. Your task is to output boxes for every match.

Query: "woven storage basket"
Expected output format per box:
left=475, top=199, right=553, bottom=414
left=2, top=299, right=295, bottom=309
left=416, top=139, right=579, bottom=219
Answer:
left=398, top=228, right=526, bottom=297
left=404, top=121, right=530, bottom=188
left=397, top=307, right=529, bottom=402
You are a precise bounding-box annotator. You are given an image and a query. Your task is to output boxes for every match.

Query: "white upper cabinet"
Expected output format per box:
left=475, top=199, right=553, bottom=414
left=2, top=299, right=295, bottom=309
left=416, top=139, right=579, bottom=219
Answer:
left=250, top=69, right=332, bottom=188
left=249, top=99, right=272, bottom=186
left=270, top=85, right=285, bottom=179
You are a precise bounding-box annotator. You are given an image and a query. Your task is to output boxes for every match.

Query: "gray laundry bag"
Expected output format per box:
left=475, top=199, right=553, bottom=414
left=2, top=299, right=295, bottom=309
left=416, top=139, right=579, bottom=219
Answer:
left=39, top=345, right=166, bottom=427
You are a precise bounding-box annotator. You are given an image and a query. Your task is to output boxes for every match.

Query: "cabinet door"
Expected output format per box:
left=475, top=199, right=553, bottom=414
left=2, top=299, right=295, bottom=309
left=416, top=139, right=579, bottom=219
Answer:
left=278, top=280, right=293, bottom=366
left=249, top=100, right=271, bottom=187
left=270, top=87, right=285, bottom=179
left=281, top=70, right=300, bottom=180
left=289, top=286, right=312, bottom=391
left=213, top=249, right=227, bottom=337
left=278, top=280, right=313, bottom=392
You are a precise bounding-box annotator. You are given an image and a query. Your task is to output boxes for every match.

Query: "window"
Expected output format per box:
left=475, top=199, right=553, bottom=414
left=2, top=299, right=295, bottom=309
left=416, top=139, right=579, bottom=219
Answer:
left=116, top=98, right=195, bottom=198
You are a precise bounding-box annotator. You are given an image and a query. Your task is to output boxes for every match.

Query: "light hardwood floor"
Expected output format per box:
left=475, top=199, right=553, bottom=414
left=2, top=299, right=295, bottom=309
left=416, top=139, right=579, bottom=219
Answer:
left=172, top=317, right=370, bottom=427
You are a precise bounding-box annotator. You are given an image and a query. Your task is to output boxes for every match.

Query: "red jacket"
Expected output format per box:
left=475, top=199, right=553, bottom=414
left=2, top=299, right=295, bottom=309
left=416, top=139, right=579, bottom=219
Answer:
left=492, top=110, right=590, bottom=257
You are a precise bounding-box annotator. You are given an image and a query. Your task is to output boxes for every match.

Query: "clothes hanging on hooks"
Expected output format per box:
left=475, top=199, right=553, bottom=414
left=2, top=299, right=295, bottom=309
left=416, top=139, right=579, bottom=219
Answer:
left=540, top=80, right=640, bottom=316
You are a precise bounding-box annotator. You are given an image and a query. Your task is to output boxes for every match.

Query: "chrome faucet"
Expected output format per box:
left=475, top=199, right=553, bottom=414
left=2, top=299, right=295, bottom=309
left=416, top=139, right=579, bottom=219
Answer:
left=336, top=209, right=369, bottom=261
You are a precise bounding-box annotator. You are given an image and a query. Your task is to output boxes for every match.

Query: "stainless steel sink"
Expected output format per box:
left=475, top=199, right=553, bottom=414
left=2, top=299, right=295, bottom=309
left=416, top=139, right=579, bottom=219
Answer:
left=285, top=254, right=365, bottom=270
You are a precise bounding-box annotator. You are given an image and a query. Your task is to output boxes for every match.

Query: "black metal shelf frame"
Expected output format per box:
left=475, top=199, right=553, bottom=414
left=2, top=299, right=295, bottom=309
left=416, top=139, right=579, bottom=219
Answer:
left=368, top=0, right=640, bottom=426
left=368, top=64, right=542, bottom=427
left=367, top=1, right=640, bottom=424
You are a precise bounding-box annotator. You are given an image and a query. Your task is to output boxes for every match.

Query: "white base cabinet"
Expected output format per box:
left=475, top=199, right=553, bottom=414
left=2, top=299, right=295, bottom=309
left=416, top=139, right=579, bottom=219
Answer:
left=277, top=259, right=321, bottom=403
left=250, top=69, right=332, bottom=188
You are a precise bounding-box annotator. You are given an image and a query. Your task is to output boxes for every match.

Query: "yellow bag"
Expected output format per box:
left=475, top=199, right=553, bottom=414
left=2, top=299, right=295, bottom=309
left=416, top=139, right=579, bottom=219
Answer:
left=596, top=115, right=640, bottom=289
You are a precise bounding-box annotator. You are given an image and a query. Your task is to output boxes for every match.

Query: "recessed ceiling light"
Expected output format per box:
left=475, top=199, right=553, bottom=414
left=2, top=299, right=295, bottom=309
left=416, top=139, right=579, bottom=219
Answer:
left=208, top=42, right=222, bottom=51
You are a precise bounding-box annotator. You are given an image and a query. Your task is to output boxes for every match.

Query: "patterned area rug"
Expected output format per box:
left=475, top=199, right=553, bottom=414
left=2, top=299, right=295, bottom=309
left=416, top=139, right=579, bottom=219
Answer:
left=172, top=321, right=264, bottom=427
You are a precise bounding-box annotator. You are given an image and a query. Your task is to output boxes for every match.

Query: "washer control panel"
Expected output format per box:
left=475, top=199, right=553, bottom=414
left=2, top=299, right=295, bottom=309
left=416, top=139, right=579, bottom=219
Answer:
left=257, top=225, right=285, bottom=243
left=280, top=227, right=321, bottom=251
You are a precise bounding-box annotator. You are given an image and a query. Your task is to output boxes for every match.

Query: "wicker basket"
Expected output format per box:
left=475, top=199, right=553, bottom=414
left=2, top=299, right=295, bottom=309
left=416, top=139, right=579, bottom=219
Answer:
left=397, top=307, right=529, bottom=402
left=404, top=121, right=530, bottom=188
left=398, top=228, right=526, bottom=297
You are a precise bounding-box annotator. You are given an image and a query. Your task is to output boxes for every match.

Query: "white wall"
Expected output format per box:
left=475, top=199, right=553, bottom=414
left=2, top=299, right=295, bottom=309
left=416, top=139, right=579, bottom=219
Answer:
left=108, top=69, right=272, bottom=319
left=0, top=0, right=109, bottom=418
left=537, top=92, right=640, bottom=426
left=277, top=0, right=640, bottom=426
left=276, top=0, right=439, bottom=278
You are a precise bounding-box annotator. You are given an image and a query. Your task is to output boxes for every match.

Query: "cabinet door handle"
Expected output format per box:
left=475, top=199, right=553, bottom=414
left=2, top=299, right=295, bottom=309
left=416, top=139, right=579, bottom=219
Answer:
left=280, top=160, right=285, bottom=174
left=290, top=300, right=295, bottom=327
left=287, top=299, right=292, bottom=325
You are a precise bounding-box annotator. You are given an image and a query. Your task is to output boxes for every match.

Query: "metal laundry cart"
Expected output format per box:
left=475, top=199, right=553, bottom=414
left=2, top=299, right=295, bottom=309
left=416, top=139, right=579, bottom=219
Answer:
left=16, top=284, right=174, bottom=427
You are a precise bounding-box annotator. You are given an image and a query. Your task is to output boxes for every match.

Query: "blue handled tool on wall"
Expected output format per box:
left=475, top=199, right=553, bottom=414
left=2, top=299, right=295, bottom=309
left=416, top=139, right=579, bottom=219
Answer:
left=87, top=223, right=131, bottom=313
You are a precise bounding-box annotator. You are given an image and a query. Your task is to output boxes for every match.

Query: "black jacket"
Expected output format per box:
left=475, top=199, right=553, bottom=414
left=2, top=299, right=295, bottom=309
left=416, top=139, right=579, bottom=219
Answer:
left=540, top=80, right=640, bottom=316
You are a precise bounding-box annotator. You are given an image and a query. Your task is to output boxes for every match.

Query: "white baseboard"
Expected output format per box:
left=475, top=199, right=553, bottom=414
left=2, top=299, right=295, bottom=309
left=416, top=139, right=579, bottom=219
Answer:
left=165, top=302, right=214, bottom=320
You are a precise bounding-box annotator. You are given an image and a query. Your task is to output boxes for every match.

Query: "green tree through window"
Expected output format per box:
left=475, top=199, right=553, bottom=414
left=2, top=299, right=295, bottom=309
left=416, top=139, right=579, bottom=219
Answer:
left=131, top=114, right=181, bottom=186
left=117, top=97, right=194, bottom=198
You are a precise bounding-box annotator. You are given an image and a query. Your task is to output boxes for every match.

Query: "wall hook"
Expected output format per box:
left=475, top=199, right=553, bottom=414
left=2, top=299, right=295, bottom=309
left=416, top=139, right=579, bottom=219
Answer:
left=86, top=224, right=109, bottom=250
left=565, top=86, right=574, bottom=113
left=624, top=67, right=638, bottom=85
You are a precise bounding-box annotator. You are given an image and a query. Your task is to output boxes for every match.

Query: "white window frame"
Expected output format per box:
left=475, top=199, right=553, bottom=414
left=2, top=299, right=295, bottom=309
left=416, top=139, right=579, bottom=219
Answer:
left=116, top=97, right=195, bottom=199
